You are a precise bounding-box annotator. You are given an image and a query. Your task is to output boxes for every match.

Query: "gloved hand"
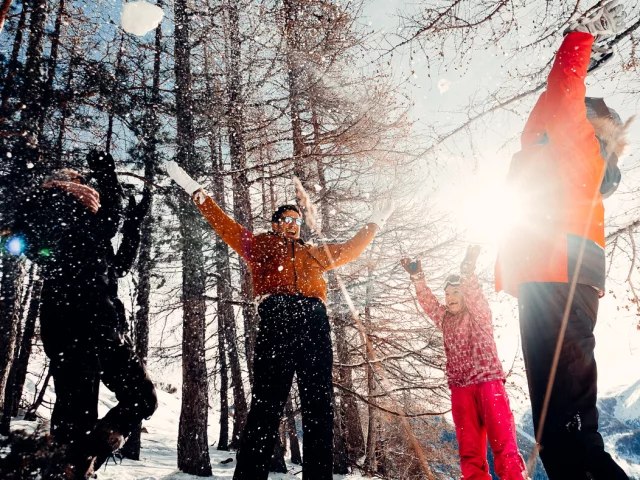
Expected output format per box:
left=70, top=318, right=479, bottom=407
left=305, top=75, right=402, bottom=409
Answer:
left=461, top=245, right=481, bottom=276
left=125, top=189, right=152, bottom=221
left=135, top=187, right=153, bottom=218
left=86, top=150, right=116, bottom=172
left=401, top=258, right=423, bottom=276
left=166, top=161, right=202, bottom=195
left=564, top=1, right=626, bottom=41
left=368, top=200, right=395, bottom=229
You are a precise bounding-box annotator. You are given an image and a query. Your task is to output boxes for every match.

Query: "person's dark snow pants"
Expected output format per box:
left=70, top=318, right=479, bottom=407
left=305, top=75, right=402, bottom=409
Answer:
left=518, top=282, right=628, bottom=480
left=233, top=294, right=333, bottom=480
left=39, top=275, right=157, bottom=460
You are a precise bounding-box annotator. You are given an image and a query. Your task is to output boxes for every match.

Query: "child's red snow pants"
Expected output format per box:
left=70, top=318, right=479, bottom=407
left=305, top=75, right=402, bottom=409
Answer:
left=450, top=380, right=525, bottom=480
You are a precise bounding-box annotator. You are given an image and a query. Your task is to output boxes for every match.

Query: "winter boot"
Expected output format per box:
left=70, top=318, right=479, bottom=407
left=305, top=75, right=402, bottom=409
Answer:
left=84, top=420, right=126, bottom=475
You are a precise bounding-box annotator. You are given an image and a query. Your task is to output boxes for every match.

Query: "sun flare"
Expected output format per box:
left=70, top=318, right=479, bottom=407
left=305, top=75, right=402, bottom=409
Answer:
left=444, top=170, right=524, bottom=246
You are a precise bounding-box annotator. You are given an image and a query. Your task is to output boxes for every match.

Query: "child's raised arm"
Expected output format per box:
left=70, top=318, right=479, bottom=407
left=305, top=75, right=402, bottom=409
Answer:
left=460, top=245, right=492, bottom=321
left=401, top=258, right=446, bottom=330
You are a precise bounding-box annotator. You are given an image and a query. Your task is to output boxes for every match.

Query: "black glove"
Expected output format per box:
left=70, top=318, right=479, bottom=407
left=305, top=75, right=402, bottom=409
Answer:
left=401, top=258, right=423, bottom=276
left=125, top=190, right=152, bottom=223
left=86, top=150, right=116, bottom=172
left=136, top=187, right=152, bottom=218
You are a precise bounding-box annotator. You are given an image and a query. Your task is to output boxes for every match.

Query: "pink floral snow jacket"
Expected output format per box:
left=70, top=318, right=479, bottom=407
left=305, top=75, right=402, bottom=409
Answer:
left=413, top=273, right=505, bottom=388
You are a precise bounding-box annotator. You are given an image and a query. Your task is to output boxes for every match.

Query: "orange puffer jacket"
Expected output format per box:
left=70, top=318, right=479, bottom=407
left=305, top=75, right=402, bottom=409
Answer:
left=495, top=32, right=607, bottom=297
left=195, top=193, right=377, bottom=302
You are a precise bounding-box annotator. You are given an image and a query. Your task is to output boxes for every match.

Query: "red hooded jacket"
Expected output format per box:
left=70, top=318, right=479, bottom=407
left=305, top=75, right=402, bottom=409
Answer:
left=495, top=32, right=606, bottom=297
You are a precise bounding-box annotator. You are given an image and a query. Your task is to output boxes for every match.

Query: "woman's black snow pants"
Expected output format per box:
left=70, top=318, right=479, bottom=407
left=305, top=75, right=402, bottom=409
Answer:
left=39, top=273, right=157, bottom=461
left=233, top=294, right=334, bottom=480
left=518, top=282, right=628, bottom=480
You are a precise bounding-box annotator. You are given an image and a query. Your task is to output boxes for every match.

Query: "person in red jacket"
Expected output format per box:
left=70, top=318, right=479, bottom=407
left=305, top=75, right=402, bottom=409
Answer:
left=495, top=2, right=632, bottom=479
left=403, top=246, right=526, bottom=480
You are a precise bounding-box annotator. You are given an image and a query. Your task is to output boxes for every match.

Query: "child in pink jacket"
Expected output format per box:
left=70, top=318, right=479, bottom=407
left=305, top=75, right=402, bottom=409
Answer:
left=402, top=246, right=526, bottom=480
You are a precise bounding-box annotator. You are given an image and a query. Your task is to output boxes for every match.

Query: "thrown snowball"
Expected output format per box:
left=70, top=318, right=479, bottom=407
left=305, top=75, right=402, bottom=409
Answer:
left=121, top=1, right=164, bottom=36
left=438, top=78, right=451, bottom=94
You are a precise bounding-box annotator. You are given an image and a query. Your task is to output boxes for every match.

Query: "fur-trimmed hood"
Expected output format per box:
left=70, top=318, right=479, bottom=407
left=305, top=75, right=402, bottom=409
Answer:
left=589, top=115, right=636, bottom=159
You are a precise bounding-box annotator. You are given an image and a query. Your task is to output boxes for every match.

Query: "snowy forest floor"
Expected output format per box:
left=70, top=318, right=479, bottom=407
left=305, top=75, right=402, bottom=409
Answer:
left=9, top=386, right=367, bottom=480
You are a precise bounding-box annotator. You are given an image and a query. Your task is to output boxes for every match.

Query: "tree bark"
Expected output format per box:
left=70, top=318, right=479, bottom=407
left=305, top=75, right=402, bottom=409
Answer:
left=18, top=0, right=48, bottom=141
left=0, top=0, right=29, bottom=118
left=36, top=0, right=65, bottom=141
left=174, top=0, right=212, bottom=474
left=332, top=396, right=349, bottom=474
left=363, top=354, right=377, bottom=474
left=209, top=133, right=248, bottom=450
left=285, top=395, right=302, bottom=465
left=217, top=309, right=229, bottom=451
left=225, top=0, right=259, bottom=388
left=121, top=1, right=162, bottom=460
left=283, top=0, right=314, bottom=241
left=0, top=263, right=34, bottom=434
left=0, top=256, right=26, bottom=417
left=363, top=263, right=377, bottom=474
left=53, top=46, right=75, bottom=169
left=331, top=284, right=365, bottom=462
left=270, top=433, right=287, bottom=473
left=2, top=274, right=40, bottom=432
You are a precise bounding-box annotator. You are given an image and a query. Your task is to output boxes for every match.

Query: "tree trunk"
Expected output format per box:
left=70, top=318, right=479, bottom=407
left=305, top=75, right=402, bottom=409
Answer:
left=6, top=0, right=48, bottom=216
left=314, top=113, right=331, bottom=235
left=120, top=1, right=162, bottom=460
left=120, top=195, right=154, bottom=461
left=209, top=136, right=248, bottom=450
left=36, top=0, right=65, bottom=140
left=0, top=0, right=28, bottom=113
left=53, top=46, right=75, bottom=169
left=283, top=0, right=314, bottom=240
left=333, top=396, right=349, bottom=474
left=331, top=288, right=365, bottom=462
left=24, top=365, right=50, bottom=421
left=105, top=33, right=125, bottom=153
left=224, top=0, right=259, bottom=387
left=18, top=0, right=48, bottom=141
left=176, top=201, right=212, bottom=477
left=363, top=264, right=377, bottom=474
left=0, top=263, right=34, bottom=434
left=363, top=356, right=377, bottom=474
left=212, top=147, right=234, bottom=453
left=174, top=0, right=212, bottom=474
left=285, top=395, right=301, bottom=465
left=270, top=433, right=287, bottom=473
left=217, top=309, right=229, bottom=451
left=0, top=257, right=26, bottom=416
left=2, top=274, right=40, bottom=432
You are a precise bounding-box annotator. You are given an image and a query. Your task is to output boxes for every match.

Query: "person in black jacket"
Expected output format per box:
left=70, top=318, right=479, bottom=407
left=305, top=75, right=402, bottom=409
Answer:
left=3, top=151, right=156, bottom=479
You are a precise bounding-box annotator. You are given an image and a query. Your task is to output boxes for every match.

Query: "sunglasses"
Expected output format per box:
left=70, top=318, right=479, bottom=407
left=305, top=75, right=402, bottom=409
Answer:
left=280, top=216, right=303, bottom=226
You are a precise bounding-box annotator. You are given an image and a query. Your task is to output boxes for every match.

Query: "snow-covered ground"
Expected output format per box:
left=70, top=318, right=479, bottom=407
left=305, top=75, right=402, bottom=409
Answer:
left=10, top=381, right=368, bottom=480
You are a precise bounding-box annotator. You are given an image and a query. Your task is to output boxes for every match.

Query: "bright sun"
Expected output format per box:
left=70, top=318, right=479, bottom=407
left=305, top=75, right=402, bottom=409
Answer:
left=442, top=168, right=523, bottom=247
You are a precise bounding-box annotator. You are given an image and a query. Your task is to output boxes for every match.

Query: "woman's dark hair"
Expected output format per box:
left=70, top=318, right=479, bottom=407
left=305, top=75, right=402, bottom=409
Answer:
left=271, top=204, right=301, bottom=223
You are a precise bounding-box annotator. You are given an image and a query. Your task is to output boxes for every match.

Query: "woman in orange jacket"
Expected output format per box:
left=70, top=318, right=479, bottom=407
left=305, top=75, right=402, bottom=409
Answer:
left=166, top=161, right=394, bottom=480
left=495, top=2, right=632, bottom=478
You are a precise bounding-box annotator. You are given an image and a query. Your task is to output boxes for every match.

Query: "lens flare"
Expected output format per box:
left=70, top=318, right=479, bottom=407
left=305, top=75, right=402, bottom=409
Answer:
left=448, top=171, right=526, bottom=246
left=6, top=236, right=25, bottom=256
